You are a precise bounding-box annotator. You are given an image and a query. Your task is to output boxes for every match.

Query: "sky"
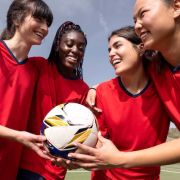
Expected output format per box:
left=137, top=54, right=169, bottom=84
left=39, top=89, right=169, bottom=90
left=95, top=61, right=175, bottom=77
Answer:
left=0, top=0, right=135, bottom=86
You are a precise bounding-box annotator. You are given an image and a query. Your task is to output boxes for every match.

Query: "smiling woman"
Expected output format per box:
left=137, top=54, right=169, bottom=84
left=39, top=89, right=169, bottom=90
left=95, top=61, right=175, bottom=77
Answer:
left=19, top=21, right=89, bottom=180
left=133, top=0, right=175, bottom=51
left=0, top=0, right=53, bottom=179
left=52, top=27, right=86, bottom=79
left=68, top=26, right=170, bottom=180
left=68, top=0, right=180, bottom=175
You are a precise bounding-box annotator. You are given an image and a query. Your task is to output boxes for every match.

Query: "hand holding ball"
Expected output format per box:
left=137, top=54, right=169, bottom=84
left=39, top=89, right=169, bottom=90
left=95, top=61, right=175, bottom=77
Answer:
left=41, top=103, right=98, bottom=159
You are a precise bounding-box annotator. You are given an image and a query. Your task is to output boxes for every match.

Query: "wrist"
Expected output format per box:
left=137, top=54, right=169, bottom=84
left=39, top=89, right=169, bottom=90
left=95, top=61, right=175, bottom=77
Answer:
left=114, top=151, right=131, bottom=168
left=89, top=87, right=96, bottom=91
left=7, top=128, right=21, bottom=142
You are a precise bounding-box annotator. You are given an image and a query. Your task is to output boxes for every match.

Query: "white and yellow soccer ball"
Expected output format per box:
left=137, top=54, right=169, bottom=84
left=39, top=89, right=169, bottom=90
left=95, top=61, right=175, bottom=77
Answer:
left=41, top=103, right=98, bottom=159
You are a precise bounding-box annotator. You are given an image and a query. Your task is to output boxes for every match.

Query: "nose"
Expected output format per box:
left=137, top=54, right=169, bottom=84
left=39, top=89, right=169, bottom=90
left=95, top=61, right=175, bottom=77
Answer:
left=134, top=19, right=142, bottom=37
left=109, top=48, right=116, bottom=57
left=41, top=21, right=49, bottom=36
left=109, top=48, right=116, bottom=63
left=71, top=45, right=79, bottom=54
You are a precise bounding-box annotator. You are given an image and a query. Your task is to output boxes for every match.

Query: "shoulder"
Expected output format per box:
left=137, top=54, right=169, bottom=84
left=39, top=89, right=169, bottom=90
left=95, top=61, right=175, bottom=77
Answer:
left=72, top=79, right=89, bottom=93
left=96, top=78, right=118, bottom=98
left=29, top=56, right=47, bottom=64
left=79, top=79, right=89, bottom=88
left=28, top=56, right=48, bottom=70
left=97, top=77, right=117, bottom=90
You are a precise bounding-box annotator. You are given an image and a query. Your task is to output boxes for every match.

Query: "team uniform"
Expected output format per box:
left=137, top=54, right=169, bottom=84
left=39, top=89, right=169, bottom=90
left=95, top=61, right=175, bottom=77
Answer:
left=0, top=40, right=38, bottom=180
left=148, top=60, right=180, bottom=130
left=20, top=58, right=89, bottom=180
left=92, top=77, right=170, bottom=180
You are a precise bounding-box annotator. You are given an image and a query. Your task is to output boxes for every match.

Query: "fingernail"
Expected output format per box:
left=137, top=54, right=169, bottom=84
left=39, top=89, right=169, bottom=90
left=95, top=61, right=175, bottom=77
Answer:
left=73, top=142, right=78, bottom=146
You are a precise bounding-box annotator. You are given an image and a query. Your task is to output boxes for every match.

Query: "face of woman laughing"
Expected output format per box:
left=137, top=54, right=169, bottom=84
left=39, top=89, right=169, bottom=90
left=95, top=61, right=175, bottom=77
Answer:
left=58, top=30, right=86, bottom=71
left=133, top=0, right=177, bottom=51
left=16, top=14, right=49, bottom=46
left=108, top=35, right=141, bottom=77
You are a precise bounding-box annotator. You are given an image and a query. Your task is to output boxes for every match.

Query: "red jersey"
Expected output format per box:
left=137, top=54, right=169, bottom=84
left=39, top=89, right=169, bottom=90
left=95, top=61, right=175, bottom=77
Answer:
left=0, top=41, right=38, bottom=179
left=92, top=77, right=170, bottom=180
left=148, top=61, right=180, bottom=129
left=20, top=59, right=89, bottom=180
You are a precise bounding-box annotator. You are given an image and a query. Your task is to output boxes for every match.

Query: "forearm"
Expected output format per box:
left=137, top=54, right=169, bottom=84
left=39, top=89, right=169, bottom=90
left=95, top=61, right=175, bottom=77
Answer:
left=0, top=125, right=20, bottom=142
left=118, top=138, right=180, bottom=168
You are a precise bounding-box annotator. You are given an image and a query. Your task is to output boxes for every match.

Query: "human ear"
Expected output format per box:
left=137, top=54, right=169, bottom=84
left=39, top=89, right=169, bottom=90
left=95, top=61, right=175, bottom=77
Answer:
left=138, top=43, right=145, bottom=56
left=173, top=0, right=180, bottom=18
left=138, top=43, right=144, bottom=51
left=13, top=19, right=20, bottom=28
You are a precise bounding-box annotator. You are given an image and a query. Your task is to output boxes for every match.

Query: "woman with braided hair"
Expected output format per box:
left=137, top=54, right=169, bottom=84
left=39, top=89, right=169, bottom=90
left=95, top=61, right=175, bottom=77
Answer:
left=18, top=21, right=89, bottom=180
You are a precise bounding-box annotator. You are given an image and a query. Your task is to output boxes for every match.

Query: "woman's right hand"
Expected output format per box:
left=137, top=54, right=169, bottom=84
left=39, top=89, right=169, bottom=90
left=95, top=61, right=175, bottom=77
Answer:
left=67, top=132, right=123, bottom=170
left=86, top=87, right=102, bottom=113
left=15, top=131, right=55, bottom=161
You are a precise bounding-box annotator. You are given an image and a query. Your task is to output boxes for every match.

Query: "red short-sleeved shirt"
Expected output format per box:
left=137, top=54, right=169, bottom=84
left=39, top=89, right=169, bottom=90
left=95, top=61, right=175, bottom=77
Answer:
left=20, top=59, right=89, bottom=180
left=148, top=61, right=180, bottom=130
left=0, top=41, right=38, bottom=180
left=92, top=77, right=170, bottom=180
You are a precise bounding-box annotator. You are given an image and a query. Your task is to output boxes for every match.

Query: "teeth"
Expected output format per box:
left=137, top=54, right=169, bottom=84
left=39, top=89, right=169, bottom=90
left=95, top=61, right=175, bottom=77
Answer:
left=35, top=32, right=43, bottom=38
left=140, top=32, right=147, bottom=40
left=68, top=56, right=77, bottom=61
left=112, top=59, right=121, bottom=65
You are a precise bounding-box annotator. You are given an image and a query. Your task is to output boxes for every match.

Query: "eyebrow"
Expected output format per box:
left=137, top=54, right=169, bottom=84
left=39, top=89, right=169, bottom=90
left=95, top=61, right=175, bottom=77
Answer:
left=108, top=41, right=122, bottom=52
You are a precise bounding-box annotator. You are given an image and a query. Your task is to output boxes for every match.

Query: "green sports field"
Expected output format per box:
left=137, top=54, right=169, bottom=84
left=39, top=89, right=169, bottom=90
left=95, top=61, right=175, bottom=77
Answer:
left=65, top=163, right=180, bottom=180
left=161, top=163, right=180, bottom=180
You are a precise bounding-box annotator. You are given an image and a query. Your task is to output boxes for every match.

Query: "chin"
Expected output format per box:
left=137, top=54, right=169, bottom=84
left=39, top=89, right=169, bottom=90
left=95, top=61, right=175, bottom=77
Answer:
left=32, top=38, right=43, bottom=45
left=65, top=65, right=76, bottom=71
left=143, top=40, right=155, bottom=50
left=115, top=70, right=121, bottom=76
left=35, top=41, right=42, bottom=45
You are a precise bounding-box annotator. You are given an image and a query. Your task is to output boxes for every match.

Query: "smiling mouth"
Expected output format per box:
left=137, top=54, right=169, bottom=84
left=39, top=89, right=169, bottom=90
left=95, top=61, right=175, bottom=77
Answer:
left=66, top=56, right=78, bottom=64
left=140, top=32, right=149, bottom=41
left=67, top=56, right=78, bottom=61
left=66, top=57, right=79, bottom=67
left=34, top=31, right=45, bottom=40
left=112, top=59, right=121, bottom=66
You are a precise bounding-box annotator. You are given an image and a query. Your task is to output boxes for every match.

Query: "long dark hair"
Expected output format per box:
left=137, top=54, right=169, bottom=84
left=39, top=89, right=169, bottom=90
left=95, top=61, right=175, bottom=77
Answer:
left=48, top=21, right=87, bottom=79
left=0, top=0, right=53, bottom=40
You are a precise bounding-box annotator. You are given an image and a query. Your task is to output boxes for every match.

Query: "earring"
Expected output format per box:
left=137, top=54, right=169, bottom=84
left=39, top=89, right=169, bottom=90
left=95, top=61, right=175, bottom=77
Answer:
left=139, top=43, right=145, bottom=57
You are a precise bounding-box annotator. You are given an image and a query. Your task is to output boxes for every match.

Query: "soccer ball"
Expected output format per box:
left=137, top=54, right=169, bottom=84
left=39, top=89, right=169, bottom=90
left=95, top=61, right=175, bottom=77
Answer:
left=41, top=103, right=98, bottom=159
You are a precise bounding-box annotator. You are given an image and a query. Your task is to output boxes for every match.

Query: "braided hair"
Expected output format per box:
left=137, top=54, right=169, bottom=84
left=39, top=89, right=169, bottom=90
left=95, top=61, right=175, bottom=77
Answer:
left=48, top=21, right=87, bottom=79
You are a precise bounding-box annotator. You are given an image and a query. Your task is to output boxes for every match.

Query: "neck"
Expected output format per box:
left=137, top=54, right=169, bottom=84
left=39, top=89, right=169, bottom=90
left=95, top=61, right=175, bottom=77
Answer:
left=57, top=64, right=77, bottom=79
left=120, top=64, right=148, bottom=94
left=4, top=36, right=31, bottom=62
left=157, top=28, right=180, bottom=67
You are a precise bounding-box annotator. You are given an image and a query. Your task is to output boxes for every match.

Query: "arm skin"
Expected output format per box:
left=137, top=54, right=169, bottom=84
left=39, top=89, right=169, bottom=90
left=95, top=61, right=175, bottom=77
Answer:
left=124, top=138, right=180, bottom=167
left=85, top=84, right=102, bottom=113
left=0, top=125, right=54, bottom=161
left=67, top=132, right=180, bottom=170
